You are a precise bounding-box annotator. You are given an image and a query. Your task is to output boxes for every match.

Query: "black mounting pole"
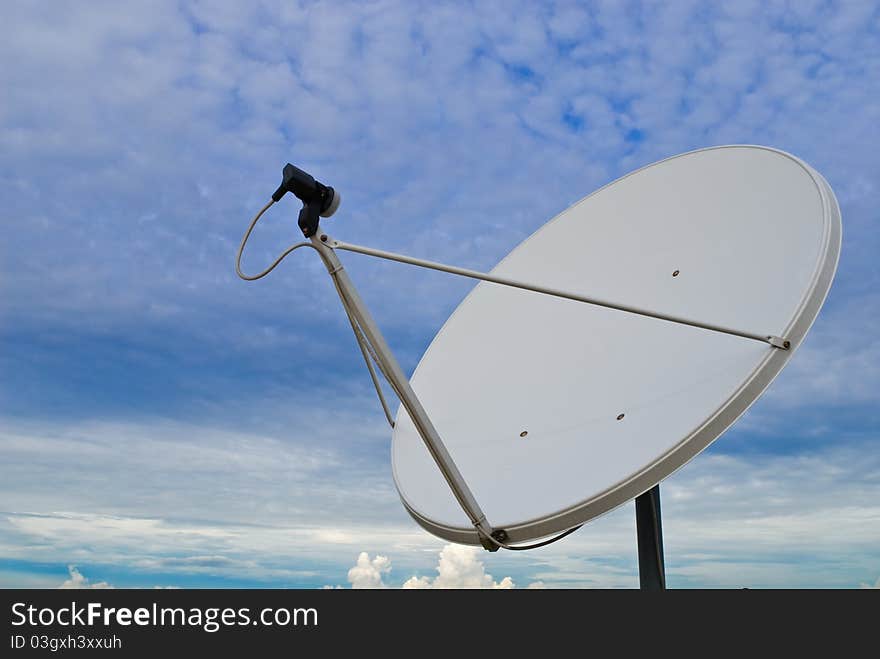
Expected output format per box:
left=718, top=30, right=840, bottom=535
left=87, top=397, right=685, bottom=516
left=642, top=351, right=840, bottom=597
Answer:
left=635, top=484, right=666, bottom=590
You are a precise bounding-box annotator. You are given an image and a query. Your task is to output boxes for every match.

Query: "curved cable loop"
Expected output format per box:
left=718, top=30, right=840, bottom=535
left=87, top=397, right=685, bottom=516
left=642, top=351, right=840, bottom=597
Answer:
left=485, top=524, right=583, bottom=551
left=235, top=203, right=396, bottom=428
left=235, top=199, right=317, bottom=281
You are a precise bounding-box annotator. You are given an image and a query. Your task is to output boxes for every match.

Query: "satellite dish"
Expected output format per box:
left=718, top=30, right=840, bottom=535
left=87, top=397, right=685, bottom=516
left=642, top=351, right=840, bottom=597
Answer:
left=237, top=144, right=840, bottom=585
left=390, top=145, right=840, bottom=545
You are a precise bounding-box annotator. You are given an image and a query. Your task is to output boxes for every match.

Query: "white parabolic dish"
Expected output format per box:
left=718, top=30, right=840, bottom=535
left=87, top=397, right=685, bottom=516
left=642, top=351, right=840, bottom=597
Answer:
left=391, top=145, right=841, bottom=546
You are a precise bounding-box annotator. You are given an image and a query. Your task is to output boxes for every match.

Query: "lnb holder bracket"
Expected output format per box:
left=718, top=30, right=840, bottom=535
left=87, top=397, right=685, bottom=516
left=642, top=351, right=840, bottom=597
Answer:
left=480, top=528, right=507, bottom=552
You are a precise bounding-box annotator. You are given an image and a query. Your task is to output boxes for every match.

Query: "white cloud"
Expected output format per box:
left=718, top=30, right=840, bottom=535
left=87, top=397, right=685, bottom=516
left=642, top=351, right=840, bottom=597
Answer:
left=2, top=417, right=879, bottom=588
left=859, top=577, right=879, bottom=589
left=0, top=416, right=394, bottom=529
left=1, top=510, right=432, bottom=585
left=347, top=552, right=392, bottom=589
left=342, top=544, right=533, bottom=589
left=402, top=544, right=515, bottom=589
left=2, top=1, right=877, bottom=403
left=59, top=565, right=113, bottom=590
left=3, top=0, right=876, bottom=346
left=761, top=294, right=880, bottom=408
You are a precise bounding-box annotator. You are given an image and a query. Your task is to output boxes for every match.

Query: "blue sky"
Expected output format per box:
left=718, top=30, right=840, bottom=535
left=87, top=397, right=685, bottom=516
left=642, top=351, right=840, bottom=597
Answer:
left=1, top=0, right=878, bottom=589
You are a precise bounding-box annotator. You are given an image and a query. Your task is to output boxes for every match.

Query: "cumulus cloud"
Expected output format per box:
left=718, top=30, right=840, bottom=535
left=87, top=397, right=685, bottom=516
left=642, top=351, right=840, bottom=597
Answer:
left=341, top=544, right=534, bottom=589
left=347, top=552, right=392, bottom=589
left=59, top=566, right=113, bottom=590
left=402, top=545, right=515, bottom=589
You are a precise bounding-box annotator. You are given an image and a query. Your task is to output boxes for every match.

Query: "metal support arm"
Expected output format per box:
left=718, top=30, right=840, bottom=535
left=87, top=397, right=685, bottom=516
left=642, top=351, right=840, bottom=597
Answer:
left=309, top=232, right=501, bottom=550
left=325, top=236, right=790, bottom=350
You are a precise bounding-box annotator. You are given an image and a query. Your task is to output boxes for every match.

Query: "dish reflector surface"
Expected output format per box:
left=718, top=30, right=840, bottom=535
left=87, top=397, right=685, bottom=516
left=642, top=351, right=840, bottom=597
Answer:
left=391, top=145, right=841, bottom=545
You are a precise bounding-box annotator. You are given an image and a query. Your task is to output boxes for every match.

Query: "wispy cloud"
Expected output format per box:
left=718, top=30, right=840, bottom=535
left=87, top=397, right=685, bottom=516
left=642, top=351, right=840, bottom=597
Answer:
left=2, top=423, right=877, bottom=588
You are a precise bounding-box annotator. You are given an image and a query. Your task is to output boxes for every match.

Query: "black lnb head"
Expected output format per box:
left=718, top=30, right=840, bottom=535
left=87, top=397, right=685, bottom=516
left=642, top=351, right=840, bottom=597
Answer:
left=271, top=163, right=341, bottom=237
